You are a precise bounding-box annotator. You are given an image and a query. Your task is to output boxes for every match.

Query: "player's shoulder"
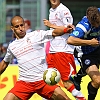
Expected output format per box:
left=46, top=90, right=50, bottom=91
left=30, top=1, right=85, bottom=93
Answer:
left=9, top=38, right=16, bottom=44
left=59, top=3, right=70, bottom=10
left=78, top=16, right=91, bottom=27
left=8, top=38, right=18, bottom=48
left=75, top=16, right=91, bottom=33
left=81, top=16, right=89, bottom=23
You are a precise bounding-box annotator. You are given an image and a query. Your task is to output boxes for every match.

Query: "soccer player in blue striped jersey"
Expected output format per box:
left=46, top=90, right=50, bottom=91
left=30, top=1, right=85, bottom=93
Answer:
left=67, top=6, right=100, bottom=100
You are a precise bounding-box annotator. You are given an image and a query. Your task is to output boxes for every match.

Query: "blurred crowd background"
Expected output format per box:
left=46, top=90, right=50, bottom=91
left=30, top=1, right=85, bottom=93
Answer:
left=0, top=0, right=100, bottom=64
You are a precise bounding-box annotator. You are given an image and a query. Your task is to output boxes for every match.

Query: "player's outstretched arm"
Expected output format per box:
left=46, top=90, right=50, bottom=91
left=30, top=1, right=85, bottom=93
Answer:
left=0, top=60, right=9, bottom=75
left=43, top=19, right=65, bottom=29
left=67, top=36, right=100, bottom=46
left=52, top=27, right=73, bottom=37
left=43, top=19, right=74, bottom=33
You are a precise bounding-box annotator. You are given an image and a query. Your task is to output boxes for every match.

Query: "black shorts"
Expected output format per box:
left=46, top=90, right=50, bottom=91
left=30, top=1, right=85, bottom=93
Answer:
left=81, top=47, right=100, bottom=71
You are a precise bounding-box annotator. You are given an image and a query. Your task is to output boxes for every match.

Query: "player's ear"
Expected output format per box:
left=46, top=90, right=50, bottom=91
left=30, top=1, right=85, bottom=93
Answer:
left=11, top=26, right=14, bottom=32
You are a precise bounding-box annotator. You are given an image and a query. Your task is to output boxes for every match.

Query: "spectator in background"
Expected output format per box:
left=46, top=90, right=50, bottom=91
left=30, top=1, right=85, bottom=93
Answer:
left=0, top=43, right=3, bottom=55
left=24, top=19, right=32, bottom=33
left=0, top=43, right=3, bottom=62
left=0, top=43, right=8, bottom=62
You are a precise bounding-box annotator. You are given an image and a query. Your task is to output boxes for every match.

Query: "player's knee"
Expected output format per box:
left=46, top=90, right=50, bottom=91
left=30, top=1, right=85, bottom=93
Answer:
left=51, top=87, right=70, bottom=100
left=96, top=77, right=100, bottom=87
left=92, top=75, right=100, bottom=87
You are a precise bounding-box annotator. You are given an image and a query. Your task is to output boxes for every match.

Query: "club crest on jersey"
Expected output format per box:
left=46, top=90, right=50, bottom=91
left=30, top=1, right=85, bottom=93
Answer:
left=55, top=13, right=58, bottom=19
left=85, top=59, right=90, bottom=65
left=27, top=38, right=31, bottom=43
left=73, top=31, right=79, bottom=36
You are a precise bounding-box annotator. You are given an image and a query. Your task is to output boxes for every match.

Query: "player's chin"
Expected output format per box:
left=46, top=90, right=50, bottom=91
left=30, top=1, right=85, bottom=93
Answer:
left=20, top=33, right=26, bottom=38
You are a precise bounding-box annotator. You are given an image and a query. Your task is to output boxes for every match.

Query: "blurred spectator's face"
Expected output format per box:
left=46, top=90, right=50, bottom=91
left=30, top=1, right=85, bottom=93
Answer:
left=24, top=20, right=31, bottom=32
left=0, top=44, right=3, bottom=52
left=0, top=47, right=1, bottom=51
left=25, top=22, right=30, bottom=31
left=2, top=46, right=6, bottom=52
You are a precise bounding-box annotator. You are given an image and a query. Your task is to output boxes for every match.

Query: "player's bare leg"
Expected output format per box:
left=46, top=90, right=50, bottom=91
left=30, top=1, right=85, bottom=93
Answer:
left=51, top=87, right=71, bottom=100
left=86, top=65, right=100, bottom=100
left=3, top=93, right=20, bottom=100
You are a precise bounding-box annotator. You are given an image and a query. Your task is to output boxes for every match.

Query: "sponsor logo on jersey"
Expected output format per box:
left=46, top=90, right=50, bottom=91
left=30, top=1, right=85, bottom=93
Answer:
left=73, top=31, right=79, bottom=36
left=90, top=31, right=100, bottom=36
left=85, top=59, right=90, bottom=65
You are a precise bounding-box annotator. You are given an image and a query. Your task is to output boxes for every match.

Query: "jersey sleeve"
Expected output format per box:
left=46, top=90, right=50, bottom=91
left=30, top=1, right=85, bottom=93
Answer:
left=3, top=46, right=13, bottom=62
left=70, top=16, right=91, bottom=38
left=60, top=8, right=73, bottom=26
left=33, top=30, right=53, bottom=43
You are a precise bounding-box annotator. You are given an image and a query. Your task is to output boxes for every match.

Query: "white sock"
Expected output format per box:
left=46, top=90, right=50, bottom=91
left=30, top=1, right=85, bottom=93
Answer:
left=71, top=88, right=84, bottom=97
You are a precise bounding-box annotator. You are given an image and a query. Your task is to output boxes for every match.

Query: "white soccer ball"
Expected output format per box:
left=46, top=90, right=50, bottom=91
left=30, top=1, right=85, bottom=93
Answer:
left=43, top=68, right=61, bottom=85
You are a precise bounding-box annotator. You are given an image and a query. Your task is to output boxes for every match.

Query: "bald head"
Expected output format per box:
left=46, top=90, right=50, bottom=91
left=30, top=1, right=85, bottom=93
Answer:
left=11, top=16, right=24, bottom=26
left=10, top=16, right=26, bottom=39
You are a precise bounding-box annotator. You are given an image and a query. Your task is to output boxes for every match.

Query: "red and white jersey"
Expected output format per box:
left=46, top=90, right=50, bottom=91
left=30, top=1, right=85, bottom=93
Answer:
left=4, top=30, right=53, bottom=82
left=49, top=3, right=74, bottom=54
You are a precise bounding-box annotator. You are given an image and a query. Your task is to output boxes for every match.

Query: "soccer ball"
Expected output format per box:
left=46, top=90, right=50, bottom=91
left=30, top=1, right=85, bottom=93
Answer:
left=43, top=68, right=61, bottom=85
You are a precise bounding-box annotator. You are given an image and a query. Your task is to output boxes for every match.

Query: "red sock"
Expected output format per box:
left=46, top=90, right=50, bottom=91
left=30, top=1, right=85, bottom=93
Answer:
left=67, top=84, right=75, bottom=92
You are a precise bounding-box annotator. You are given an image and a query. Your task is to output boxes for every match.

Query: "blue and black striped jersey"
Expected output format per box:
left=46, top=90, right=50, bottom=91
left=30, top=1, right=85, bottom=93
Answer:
left=70, top=8, right=100, bottom=54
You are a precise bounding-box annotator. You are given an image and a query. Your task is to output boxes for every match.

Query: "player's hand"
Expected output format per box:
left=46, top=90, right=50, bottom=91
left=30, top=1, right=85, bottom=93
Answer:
left=66, top=24, right=74, bottom=33
left=90, top=38, right=100, bottom=47
left=67, top=24, right=75, bottom=29
left=43, top=19, right=52, bottom=27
